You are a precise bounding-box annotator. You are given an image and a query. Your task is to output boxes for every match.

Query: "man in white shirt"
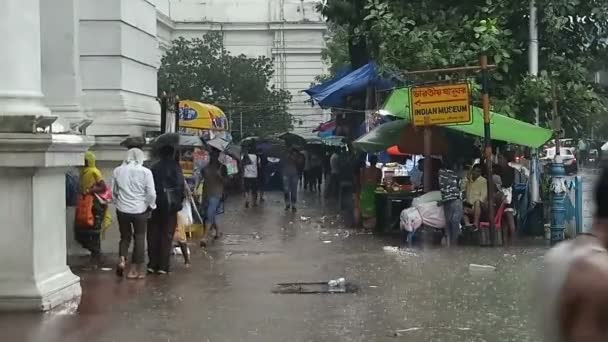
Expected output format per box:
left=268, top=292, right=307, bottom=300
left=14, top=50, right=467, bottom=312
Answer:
left=112, top=148, right=157, bottom=279
left=242, top=149, right=259, bottom=208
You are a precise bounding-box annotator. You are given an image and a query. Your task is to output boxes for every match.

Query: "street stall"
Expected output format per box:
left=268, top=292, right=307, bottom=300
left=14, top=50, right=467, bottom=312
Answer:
left=177, top=100, right=232, bottom=191
left=354, top=86, right=553, bottom=241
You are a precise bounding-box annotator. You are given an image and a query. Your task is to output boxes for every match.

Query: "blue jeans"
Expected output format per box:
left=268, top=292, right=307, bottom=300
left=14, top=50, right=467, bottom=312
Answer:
left=282, top=175, right=299, bottom=206
left=206, top=195, right=222, bottom=225
left=443, top=200, right=463, bottom=245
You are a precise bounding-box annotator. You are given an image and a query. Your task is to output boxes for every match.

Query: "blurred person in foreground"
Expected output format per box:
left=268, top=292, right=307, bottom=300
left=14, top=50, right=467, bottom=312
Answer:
left=540, top=167, right=608, bottom=341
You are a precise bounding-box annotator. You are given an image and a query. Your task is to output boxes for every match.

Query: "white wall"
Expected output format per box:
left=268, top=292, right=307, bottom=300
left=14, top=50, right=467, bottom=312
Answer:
left=156, top=0, right=328, bottom=136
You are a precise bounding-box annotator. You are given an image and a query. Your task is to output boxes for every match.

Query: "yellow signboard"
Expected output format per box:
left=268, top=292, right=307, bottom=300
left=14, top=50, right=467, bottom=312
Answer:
left=410, top=83, right=472, bottom=126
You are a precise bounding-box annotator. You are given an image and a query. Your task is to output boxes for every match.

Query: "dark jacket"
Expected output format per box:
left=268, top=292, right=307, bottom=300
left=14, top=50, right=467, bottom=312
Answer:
left=151, top=158, right=185, bottom=213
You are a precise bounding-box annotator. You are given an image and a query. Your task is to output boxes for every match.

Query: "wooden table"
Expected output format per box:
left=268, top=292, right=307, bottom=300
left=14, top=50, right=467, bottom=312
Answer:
left=375, top=191, right=418, bottom=234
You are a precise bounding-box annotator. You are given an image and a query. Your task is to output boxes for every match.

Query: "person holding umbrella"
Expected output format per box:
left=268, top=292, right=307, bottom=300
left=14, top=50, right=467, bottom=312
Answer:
left=282, top=148, right=300, bottom=212
left=201, top=148, right=228, bottom=243
left=148, top=145, right=185, bottom=275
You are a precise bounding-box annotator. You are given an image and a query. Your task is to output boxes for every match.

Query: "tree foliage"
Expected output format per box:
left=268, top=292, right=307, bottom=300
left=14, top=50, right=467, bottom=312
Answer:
left=319, top=0, right=608, bottom=137
left=158, top=33, right=293, bottom=139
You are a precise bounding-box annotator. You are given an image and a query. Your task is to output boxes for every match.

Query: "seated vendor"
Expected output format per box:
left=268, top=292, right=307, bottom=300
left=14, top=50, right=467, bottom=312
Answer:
left=463, top=164, right=488, bottom=228
left=464, top=164, right=506, bottom=229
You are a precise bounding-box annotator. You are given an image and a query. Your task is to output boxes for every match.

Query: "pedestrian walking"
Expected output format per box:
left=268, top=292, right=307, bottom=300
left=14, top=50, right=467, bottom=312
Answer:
left=112, top=148, right=157, bottom=279
left=310, top=152, right=323, bottom=193
left=539, top=166, right=608, bottom=341
left=282, top=148, right=300, bottom=212
left=578, top=138, right=588, bottom=168
left=75, top=151, right=112, bottom=267
left=242, top=147, right=260, bottom=208
left=202, top=148, right=228, bottom=243
left=148, top=145, right=185, bottom=275
left=257, top=150, right=268, bottom=202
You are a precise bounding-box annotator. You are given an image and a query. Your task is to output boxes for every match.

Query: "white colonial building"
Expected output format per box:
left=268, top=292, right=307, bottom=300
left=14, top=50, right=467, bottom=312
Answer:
left=0, top=0, right=326, bottom=311
left=156, top=0, right=328, bottom=135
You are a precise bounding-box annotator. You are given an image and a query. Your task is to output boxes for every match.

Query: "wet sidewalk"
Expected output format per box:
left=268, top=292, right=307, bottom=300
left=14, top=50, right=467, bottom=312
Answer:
left=0, top=192, right=546, bottom=342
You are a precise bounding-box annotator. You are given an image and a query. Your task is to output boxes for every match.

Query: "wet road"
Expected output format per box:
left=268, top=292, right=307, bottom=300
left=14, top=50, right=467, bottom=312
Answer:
left=1, top=192, right=547, bottom=342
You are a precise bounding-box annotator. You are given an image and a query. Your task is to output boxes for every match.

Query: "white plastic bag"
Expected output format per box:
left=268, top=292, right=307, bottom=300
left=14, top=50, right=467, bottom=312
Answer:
left=179, top=199, right=193, bottom=227
left=400, top=207, right=422, bottom=232
left=412, top=191, right=442, bottom=207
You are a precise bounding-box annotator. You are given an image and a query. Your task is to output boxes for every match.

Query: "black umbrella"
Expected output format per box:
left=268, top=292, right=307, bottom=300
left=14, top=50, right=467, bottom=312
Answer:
left=278, top=132, right=307, bottom=147
left=120, top=136, right=146, bottom=149
left=240, top=136, right=258, bottom=148
left=151, top=133, right=205, bottom=150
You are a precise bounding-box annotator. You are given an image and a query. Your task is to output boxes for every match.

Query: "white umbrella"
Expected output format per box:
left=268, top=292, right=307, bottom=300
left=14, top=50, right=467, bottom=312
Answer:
left=207, top=137, right=230, bottom=152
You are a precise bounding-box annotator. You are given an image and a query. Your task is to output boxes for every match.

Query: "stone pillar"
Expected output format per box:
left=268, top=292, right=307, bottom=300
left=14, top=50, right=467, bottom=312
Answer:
left=0, top=0, right=51, bottom=119
left=0, top=134, right=93, bottom=311
left=41, top=0, right=84, bottom=124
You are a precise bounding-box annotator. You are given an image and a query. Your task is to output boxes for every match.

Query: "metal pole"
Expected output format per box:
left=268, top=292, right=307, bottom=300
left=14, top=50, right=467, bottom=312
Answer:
left=240, top=112, right=243, bottom=140
left=481, top=55, right=496, bottom=246
left=174, top=95, right=180, bottom=133
left=529, top=0, right=541, bottom=203
left=423, top=125, right=432, bottom=192
left=160, top=92, right=167, bottom=134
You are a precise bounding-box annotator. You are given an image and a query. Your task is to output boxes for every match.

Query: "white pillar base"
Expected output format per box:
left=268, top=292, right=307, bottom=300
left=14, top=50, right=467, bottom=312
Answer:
left=0, top=133, right=93, bottom=311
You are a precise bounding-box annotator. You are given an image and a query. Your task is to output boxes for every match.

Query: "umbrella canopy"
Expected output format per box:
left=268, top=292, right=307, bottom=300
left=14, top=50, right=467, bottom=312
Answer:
left=382, top=88, right=553, bottom=148
left=306, top=138, right=323, bottom=145
left=353, top=120, right=448, bottom=155
left=207, top=137, right=230, bottom=151
left=224, top=143, right=242, bottom=161
left=120, top=136, right=146, bottom=149
left=322, top=136, right=347, bottom=147
left=240, top=136, right=258, bottom=147
left=387, top=145, right=409, bottom=156
left=258, top=143, right=288, bottom=159
left=278, top=132, right=307, bottom=147
left=151, top=133, right=205, bottom=150
left=208, top=137, right=242, bottom=160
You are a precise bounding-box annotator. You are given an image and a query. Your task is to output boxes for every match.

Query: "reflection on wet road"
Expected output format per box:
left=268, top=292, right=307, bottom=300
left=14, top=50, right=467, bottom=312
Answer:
left=0, top=191, right=548, bottom=342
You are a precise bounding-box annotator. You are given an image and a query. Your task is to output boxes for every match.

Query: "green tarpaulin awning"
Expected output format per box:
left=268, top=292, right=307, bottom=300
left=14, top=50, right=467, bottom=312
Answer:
left=379, top=88, right=553, bottom=149
left=354, top=120, right=408, bottom=153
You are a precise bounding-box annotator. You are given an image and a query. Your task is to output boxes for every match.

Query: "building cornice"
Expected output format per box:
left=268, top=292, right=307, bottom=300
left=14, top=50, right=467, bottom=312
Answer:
left=156, top=10, right=175, bottom=31
left=173, top=21, right=326, bottom=32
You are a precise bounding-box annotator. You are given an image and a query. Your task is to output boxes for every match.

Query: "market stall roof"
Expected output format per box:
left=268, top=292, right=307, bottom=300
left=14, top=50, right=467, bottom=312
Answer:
left=179, top=100, right=227, bottom=131
left=354, top=120, right=448, bottom=154
left=381, top=88, right=553, bottom=148
left=303, top=62, right=392, bottom=109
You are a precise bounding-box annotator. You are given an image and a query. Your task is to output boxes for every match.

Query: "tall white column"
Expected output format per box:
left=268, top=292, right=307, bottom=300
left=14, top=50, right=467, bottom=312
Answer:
left=0, top=0, right=90, bottom=311
left=41, top=0, right=84, bottom=123
left=0, top=0, right=51, bottom=119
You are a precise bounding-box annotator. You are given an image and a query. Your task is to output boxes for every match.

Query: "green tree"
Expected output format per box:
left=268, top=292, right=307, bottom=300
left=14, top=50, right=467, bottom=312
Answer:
left=158, top=33, right=293, bottom=140
left=319, top=0, right=608, bottom=137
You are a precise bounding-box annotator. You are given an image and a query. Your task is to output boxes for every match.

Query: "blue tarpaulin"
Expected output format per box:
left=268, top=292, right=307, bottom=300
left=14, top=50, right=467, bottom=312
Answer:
left=303, top=62, right=392, bottom=109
